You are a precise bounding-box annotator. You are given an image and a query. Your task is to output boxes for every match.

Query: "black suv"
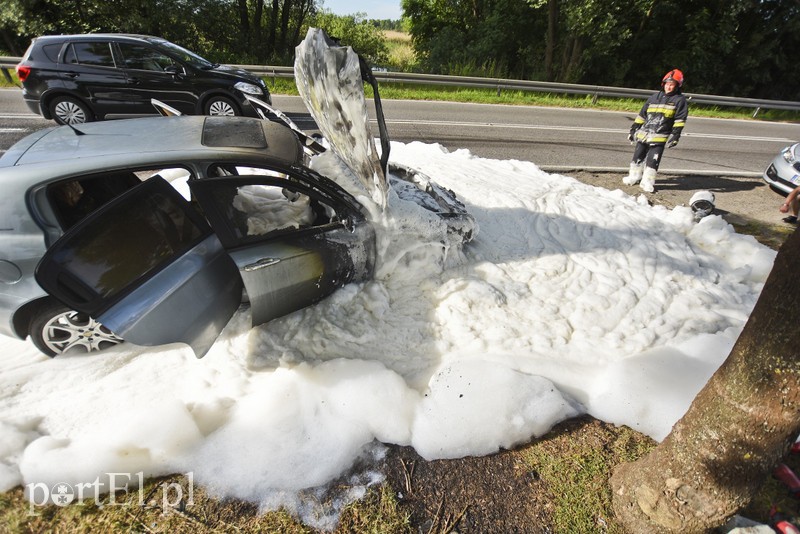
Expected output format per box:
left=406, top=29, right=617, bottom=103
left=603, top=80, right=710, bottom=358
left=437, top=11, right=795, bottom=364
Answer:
left=16, top=33, right=271, bottom=124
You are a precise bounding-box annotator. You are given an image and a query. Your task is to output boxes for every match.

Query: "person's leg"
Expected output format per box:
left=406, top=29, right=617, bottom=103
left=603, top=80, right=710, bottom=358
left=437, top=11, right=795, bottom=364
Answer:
left=789, top=195, right=800, bottom=223
left=623, top=143, right=647, bottom=185
left=640, top=144, right=665, bottom=193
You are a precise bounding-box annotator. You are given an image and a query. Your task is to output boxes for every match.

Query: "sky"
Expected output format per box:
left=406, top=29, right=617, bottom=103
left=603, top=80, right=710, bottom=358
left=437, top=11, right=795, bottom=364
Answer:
left=0, top=29, right=778, bottom=530
left=320, top=0, right=403, bottom=20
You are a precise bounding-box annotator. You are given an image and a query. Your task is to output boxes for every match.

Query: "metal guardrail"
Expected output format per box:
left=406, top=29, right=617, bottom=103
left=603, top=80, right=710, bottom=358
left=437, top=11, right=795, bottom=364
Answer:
left=4, top=56, right=799, bottom=116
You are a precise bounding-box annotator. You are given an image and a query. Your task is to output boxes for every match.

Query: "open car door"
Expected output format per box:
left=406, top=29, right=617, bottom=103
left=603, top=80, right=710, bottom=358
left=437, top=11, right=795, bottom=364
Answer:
left=187, top=168, right=374, bottom=327
left=35, top=177, right=243, bottom=358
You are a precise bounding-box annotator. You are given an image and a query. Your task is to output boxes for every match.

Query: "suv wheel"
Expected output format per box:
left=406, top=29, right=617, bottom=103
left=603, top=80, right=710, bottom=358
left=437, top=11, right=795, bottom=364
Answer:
left=30, top=301, right=123, bottom=357
left=205, top=96, right=238, bottom=116
left=50, top=96, right=92, bottom=125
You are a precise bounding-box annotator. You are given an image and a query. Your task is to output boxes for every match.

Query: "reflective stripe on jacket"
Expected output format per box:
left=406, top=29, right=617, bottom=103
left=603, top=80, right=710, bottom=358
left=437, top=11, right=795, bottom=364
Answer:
left=633, top=90, right=688, bottom=144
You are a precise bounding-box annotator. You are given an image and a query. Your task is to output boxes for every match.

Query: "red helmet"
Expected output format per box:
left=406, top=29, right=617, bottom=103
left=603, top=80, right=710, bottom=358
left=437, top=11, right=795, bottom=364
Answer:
left=662, top=69, right=684, bottom=87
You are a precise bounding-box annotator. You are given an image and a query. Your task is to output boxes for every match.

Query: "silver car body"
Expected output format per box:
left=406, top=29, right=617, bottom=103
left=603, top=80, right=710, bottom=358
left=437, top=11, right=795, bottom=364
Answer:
left=2, top=28, right=475, bottom=358
left=0, top=116, right=376, bottom=356
left=763, top=142, right=800, bottom=196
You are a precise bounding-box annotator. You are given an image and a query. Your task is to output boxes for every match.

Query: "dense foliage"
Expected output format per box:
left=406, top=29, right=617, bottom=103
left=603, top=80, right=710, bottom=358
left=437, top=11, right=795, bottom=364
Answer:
left=0, top=0, right=385, bottom=65
left=402, top=0, right=800, bottom=100
left=1, top=0, right=796, bottom=99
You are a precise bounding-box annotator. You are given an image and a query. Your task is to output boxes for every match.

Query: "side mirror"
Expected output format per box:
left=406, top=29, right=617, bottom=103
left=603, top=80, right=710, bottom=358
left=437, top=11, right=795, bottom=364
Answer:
left=164, top=65, right=181, bottom=76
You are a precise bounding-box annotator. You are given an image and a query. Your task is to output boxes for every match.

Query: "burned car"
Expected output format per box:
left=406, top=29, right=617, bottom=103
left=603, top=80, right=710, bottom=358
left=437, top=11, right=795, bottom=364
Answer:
left=0, top=30, right=475, bottom=358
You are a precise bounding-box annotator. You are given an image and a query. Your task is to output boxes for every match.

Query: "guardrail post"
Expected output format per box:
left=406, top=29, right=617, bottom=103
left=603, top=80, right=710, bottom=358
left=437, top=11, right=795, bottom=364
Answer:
left=592, top=92, right=598, bottom=105
left=2, top=67, right=12, bottom=84
left=752, top=107, right=760, bottom=118
left=496, top=85, right=501, bottom=97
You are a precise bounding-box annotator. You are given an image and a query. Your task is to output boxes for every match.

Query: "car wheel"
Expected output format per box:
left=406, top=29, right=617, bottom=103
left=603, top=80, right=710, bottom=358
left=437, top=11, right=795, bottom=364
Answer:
left=205, top=96, right=239, bottom=116
left=49, top=96, right=92, bottom=125
left=29, top=301, right=123, bottom=357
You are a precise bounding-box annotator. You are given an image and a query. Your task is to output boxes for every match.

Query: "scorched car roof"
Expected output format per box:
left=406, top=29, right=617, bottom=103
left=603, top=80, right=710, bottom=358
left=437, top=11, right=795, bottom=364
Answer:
left=1, top=116, right=302, bottom=170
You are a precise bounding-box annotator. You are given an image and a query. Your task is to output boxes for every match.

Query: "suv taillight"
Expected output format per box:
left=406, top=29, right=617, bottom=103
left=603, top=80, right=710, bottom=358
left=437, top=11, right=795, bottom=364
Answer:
left=16, top=64, right=31, bottom=82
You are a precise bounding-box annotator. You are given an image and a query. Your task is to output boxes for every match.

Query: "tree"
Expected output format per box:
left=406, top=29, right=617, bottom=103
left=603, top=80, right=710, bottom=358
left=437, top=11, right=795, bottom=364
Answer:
left=310, top=11, right=388, bottom=65
left=610, top=228, right=800, bottom=532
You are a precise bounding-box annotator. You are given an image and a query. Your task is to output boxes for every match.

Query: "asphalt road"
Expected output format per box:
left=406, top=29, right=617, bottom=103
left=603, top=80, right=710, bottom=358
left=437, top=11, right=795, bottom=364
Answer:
left=269, top=94, right=798, bottom=176
left=1, top=88, right=798, bottom=225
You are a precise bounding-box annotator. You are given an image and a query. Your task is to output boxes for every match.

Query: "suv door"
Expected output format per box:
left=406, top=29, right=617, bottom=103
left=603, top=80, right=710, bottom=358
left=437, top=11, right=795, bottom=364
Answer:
left=35, top=177, right=243, bottom=358
left=188, top=169, right=374, bottom=326
left=115, top=42, right=198, bottom=116
left=59, top=41, right=131, bottom=118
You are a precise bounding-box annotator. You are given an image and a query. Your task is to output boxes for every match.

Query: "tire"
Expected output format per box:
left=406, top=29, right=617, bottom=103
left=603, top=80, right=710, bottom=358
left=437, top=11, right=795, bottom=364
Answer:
left=29, top=301, right=123, bottom=357
left=49, top=96, right=92, bottom=125
left=204, top=96, right=239, bottom=116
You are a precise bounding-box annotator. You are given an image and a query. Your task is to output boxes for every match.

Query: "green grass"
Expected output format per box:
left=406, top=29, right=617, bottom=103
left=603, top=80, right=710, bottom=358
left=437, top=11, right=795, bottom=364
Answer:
left=522, top=423, right=656, bottom=533
left=0, top=68, right=19, bottom=87
left=0, top=475, right=409, bottom=534
left=263, top=76, right=799, bottom=122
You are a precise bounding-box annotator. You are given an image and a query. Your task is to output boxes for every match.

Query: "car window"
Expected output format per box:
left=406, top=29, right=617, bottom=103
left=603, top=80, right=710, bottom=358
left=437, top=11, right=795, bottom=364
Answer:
left=232, top=184, right=317, bottom=236
left=65, top=42, right=116, bottom=67
left=46, top=167, right=193, bottom=230
left=197, top=165, right=340, bottom=246
left=117, top=43, right=177, bottom=72
left=41, top=43, right=63, bottom=63
left=153, top=39, right=214, bottom=69
left=43, top=179, right=208, bottom=303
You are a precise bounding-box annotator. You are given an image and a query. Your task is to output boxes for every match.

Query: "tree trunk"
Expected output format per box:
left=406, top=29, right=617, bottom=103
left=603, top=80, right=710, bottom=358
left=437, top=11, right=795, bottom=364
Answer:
left=289, top=0, right=312, bottom=49
left=545, top=0, right=557, bottom=81
left=267, top=0, right=279, bottom=55
left=253, top=0, right=264, bottom=60
left=237, top=0, right=251, bottom=51
left=1, top=30, right=21, bottom=56
left=610, top=227, right=800, bottom=532
left=276, top=0, right=294, bottom=57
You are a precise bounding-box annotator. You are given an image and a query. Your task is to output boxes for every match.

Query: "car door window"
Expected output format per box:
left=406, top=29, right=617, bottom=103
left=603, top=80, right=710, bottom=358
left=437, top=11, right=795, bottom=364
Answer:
left=37, top=177, right=210, bottom=310
left=196, top=165, right=343, bottom=247
left=64, top=42, right=116, bottom=67
left=117, top=43, right=178, bottom=72
left=189, top=168, right=368, bottom=328
left=45, top=167, right=193, bottom=231
left=35, top=177, right=241, bottom=358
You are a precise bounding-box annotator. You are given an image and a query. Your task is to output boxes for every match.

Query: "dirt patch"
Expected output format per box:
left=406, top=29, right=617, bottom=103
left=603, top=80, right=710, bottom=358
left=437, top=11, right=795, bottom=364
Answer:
left=381, top=444, right=548, bottom=533
left=378, top=416, right=654, bottom=533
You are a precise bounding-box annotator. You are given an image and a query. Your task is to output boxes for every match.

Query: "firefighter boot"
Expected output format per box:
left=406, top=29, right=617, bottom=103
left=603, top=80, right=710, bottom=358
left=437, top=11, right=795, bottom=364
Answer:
left=640, top=167, right=657, bottom=193
left=623, top=162, right=643, bottom=185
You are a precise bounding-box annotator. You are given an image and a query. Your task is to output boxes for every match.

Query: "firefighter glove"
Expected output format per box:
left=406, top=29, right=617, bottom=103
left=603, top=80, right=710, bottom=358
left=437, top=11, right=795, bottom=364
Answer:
left=667, top=133, right=680, bottom=148
left=628, top=125, right=639, bottom=143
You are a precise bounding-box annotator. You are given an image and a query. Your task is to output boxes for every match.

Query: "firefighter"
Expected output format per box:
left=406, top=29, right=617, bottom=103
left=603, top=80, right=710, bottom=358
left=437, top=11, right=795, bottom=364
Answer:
left=623, top=69, right=688, bottom=192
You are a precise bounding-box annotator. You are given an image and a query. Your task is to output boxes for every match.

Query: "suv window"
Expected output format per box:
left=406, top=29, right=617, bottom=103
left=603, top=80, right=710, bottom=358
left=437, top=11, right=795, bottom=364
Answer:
left=117, top=43, right=176, bottom=72
left=41, top=43, right=63, bottom=63
left=64, top=42, right=116, bottom=67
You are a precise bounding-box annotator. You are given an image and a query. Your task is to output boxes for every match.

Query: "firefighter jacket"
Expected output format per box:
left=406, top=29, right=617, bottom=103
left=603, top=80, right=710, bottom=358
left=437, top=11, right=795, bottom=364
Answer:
left=631, top=89, right=688, bottom=144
